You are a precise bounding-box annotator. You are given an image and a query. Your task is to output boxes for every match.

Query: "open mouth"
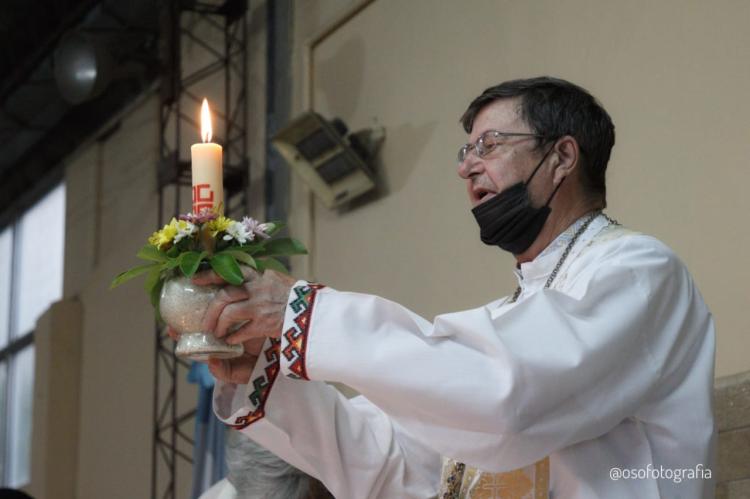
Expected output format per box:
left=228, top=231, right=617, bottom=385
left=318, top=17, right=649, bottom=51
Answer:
left=475, top=189, right=494, bottom=202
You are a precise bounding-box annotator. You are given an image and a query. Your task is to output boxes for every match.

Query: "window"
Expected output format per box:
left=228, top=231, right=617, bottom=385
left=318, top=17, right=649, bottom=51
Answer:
left=0, top=183, right=65, bottom=487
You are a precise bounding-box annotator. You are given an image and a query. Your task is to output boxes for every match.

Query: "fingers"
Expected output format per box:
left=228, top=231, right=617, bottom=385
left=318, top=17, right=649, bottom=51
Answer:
left=192, top=269, right=226, bottom=286
left=201, top=286, right=249, bottom=332
left=199, top=269, right=293, bottom=344
left=240, top=336, right=267, bottom=356
left=240, top=266, right=260, bottom=282
left=224, top=320, right=263, bottom=345
left=265, top=269, right=298, bottom=288
left=208, top=355, right=257, bottom=385
left=214, top=302, right=253, bottom=339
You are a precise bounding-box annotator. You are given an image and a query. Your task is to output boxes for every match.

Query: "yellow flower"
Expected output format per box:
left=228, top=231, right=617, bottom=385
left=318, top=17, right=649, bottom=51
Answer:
left=173, top=219, right=197, bottom=243
left=148, top=218, right=179, bottom=249
left=205, top=216, right=233, bottom=238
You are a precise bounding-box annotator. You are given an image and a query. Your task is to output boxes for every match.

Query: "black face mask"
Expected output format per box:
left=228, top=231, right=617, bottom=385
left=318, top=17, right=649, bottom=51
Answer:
left=471, top=147, right=564, bottom=254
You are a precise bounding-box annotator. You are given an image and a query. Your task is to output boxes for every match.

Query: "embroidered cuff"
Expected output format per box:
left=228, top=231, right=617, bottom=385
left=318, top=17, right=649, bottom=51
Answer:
left=226, top=337, right=281, bottom=429
left=280, top=280, right=325, bottom=381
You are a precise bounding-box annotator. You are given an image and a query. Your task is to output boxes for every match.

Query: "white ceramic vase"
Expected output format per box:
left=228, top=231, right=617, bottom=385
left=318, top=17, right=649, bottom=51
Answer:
left=159, top=275, right=244, bottom=361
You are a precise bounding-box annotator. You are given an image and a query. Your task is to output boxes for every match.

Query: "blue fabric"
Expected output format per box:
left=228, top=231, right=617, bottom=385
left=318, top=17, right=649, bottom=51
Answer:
left=188, top=362, right=228, bottom=499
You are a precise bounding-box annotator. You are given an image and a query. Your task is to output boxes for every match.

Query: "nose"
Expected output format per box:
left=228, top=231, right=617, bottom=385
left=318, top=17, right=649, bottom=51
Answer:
left=457, top=157, right=482, bottom=179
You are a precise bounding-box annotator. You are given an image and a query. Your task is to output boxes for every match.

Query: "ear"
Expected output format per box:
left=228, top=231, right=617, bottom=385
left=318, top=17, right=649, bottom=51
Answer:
left=551, top=135, right=579, bottom=185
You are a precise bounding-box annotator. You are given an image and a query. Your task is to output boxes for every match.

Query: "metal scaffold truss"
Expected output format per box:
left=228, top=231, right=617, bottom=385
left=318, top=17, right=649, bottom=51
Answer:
left=154, top=0, right=249, bottom=497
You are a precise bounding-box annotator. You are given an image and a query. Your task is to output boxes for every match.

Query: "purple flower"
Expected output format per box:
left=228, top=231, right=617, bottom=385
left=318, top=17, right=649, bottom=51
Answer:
left=179, top=208, right=218, bottom=224
left=242, top=217, right=272, bottom=239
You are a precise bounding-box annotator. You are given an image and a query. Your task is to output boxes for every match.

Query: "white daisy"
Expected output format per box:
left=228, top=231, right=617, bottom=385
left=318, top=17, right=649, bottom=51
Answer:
left=223, top=221, right=253, bottom=244
left=173, top=220, right=197, bottom=243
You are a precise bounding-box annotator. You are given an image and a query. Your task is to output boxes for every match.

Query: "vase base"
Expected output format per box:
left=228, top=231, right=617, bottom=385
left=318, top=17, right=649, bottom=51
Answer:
left=175, top=332, right=244, bottom=361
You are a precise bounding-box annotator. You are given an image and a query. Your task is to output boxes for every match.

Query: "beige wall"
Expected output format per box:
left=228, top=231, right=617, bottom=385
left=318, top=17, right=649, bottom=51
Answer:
left=289, top=0, right=750, bottom=378
left=63, top=94, right=170, bottom=499
left=28, top=299, right=83, bottom=499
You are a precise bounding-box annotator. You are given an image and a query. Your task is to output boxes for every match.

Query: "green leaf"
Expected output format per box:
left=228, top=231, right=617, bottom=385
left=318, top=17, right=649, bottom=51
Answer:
left=164, top=258, right=181, bottom=270
left=153, top=303, right=164, bottom=325
left=179, top=251, right=207, bottom=278
left=209, top=253, right=244, bottom=285
left=263, top=221, right=285, bottom=237
left=110, top=263, right=160, bottom=289
left=147, top=273, right=165, bottom=323
left=254, top=237, right=307, bottom=257
left=236, top=241, right=265, bottom=256
left=166, top=246, right=180, bottom=258
left=146, top=270, right=164, bottom=309
left=220, top=250, right=257, bottom=269
left=136, top=245, right=168, bottom=262
left=258, top=256, right=289, bottom=274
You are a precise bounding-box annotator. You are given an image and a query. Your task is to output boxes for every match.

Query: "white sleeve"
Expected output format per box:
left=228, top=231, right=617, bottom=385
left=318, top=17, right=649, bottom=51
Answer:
left=212, top=338, right=441, bottom=499
left=277, top=236, right=712, bottom=472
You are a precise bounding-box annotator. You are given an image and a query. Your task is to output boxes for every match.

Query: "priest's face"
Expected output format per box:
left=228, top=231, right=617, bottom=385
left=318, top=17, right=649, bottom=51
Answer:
left=457, top=97, right=551, bottom=208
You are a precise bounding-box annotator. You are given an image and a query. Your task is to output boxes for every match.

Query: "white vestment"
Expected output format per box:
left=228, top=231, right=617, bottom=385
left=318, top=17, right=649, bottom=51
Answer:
left=213, top=215, right=716, bottom=498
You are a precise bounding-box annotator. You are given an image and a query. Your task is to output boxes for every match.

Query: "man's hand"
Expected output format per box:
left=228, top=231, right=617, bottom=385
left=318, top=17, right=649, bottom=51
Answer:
left=195, top=267, right=296, bottom=342
left=164, top=267, right=296, bottom=384
left=198, top=267, right=296, bottom=384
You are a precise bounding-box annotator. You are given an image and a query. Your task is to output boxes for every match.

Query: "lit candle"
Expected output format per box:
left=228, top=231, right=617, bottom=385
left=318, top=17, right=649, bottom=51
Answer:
left=191, top=98, right=223, bottom=214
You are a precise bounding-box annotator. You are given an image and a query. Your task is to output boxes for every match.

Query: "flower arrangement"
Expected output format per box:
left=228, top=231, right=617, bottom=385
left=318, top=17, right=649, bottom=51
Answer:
left=110, top=209, right=307, bottom=313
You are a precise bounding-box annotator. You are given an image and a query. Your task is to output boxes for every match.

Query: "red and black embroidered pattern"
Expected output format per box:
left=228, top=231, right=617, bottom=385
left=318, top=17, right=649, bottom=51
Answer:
left=229, top=337, right=281, bottom=430
left=282, top=283, right=325, bottom=380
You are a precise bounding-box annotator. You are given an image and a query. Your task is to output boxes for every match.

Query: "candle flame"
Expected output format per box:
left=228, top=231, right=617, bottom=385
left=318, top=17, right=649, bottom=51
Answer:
left=201, top=98, right=212, bottom=143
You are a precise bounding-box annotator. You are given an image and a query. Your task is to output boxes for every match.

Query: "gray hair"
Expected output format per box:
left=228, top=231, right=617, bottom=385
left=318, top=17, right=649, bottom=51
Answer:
left=225, top=429, right=328, bottom=499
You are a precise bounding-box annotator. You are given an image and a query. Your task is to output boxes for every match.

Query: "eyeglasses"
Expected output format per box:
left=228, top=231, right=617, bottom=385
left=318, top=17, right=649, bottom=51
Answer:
left=457, top=130, right=547, bottom=163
